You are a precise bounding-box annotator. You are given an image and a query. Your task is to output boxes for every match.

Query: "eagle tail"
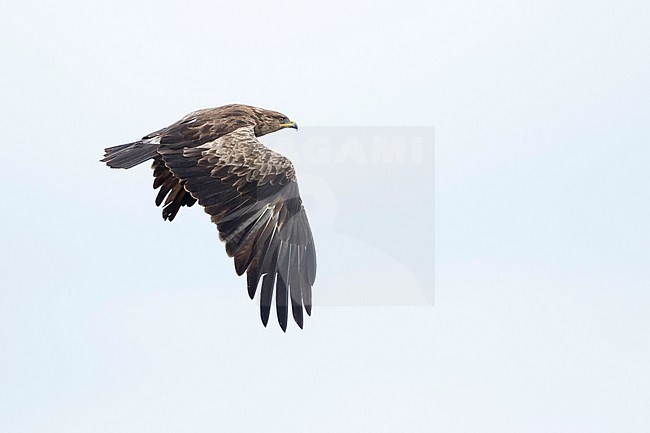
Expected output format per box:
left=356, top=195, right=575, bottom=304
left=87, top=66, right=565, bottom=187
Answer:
left=101, top=141, right=158, bottom=169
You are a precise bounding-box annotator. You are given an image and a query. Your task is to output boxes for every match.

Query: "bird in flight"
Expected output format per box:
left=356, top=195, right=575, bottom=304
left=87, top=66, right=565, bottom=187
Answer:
left=101, top=104, right=316, bottom=331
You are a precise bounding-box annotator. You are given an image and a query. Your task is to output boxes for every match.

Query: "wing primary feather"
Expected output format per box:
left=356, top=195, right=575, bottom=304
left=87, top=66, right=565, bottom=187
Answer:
left=260, top=228, right=280, bottom=274
left=259, top=232, right=281, bottom=326
left=245, top=220, right=277, bottom=299
left=301, top=268, right=312, bottom=316
left=260, top=273, right=275, bottom=327
left=289, top=245, right=303, bottom=328
left=306, top=240, right=317, bottom=286
left=247, top=269, right=260, bottom=300
left=275, top=241, right=290, bottom=332
left=233, top=208, right=271, bottom=275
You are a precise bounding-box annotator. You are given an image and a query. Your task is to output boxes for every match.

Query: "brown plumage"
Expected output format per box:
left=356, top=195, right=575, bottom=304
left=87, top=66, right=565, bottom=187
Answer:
left=101, top=104, right=316, bottom=331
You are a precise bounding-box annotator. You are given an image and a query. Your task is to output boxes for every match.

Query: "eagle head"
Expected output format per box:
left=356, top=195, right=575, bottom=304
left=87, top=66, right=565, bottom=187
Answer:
left=253, top=107, right=298, bottom=136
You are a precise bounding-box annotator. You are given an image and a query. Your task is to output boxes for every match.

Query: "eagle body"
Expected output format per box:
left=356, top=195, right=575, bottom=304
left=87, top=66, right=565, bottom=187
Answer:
left=102, top=104, right=316, bottom=331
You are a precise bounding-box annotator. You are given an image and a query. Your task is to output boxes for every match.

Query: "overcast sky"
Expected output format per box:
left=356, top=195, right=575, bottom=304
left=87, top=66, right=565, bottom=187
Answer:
left=1, top=1, right=649, bottom=432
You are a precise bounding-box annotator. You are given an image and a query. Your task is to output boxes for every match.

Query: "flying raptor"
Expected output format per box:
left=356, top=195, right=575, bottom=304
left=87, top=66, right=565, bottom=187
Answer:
left=101, top=104, right=316, bottom=331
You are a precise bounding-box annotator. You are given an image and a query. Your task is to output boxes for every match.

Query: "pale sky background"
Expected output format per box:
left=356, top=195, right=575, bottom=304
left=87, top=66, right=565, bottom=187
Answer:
left=1, top=1, right=649, bottom=432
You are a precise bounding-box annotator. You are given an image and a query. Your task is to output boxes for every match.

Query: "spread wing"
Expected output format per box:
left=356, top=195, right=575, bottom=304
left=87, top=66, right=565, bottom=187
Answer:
left=157, top=124, right=316, bottom=330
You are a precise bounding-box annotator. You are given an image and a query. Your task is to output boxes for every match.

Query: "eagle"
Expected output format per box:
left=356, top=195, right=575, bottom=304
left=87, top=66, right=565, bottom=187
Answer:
left=101, top=104, right=316, bottom=331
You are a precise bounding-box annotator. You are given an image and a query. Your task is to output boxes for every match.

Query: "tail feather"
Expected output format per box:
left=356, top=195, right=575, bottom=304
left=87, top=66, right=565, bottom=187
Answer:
left=101, top=141, right=158, bottom=169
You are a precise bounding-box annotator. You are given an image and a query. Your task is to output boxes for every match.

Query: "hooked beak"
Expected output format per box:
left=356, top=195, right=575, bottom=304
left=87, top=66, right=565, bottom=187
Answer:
left=280, top=120, right=298, bottom=130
